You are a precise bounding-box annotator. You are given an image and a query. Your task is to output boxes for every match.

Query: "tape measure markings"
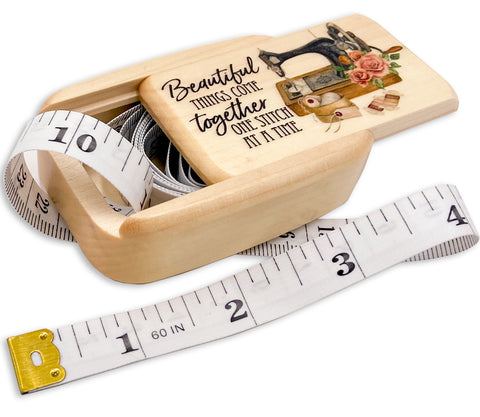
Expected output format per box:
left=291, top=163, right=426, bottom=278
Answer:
left=5, top=152, right=75, bottom=241
left=5, top=106, right=213, bottom=243
left=245, top=184, right=477, bottom=259
left=4, top=110, right=154, bottom=241
left=7, top=184, right=478, bottom=393
left=4, top=111, right=478, bottom=393
left=108, top=103, right=205, bottom=197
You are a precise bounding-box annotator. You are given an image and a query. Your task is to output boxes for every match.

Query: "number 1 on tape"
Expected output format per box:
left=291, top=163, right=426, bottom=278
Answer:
left=7, top=184, right=478, bottom=393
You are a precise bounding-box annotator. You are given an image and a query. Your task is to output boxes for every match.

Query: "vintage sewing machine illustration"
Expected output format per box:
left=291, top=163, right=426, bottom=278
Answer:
left=259, top=23, right=403, bottom=122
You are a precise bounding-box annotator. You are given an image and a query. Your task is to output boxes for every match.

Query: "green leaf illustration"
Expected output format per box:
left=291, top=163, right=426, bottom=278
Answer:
left=390, top=53, right=400, bottom=60
left=372, top=78, right=385, bottom=88
left=390, top=62, right=401, bottom=68
left=389, top=68, right=399, bottom=75
left=333, top=65, right=345, bottom=72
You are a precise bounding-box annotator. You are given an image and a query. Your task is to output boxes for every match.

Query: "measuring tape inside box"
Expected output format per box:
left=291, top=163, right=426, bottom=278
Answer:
left=4, top=108, right=479, bottom=393
left=4, top=105, right=208, bottom=242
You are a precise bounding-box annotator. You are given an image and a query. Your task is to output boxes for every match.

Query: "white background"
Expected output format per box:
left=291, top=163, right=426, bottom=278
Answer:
left=1, top=1, right=479, bottom=415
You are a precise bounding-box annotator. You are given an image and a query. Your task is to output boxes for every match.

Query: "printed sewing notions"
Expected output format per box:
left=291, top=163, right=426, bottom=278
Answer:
left=260, top=22, right=404, bottom=131
left=367, top=90, right=402, bottom=113
left=3, top=16, right=469, bottom=392
left=3, top=14, right=460, bottom=284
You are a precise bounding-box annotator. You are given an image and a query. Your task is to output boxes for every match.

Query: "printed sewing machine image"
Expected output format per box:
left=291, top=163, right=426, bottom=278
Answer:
left=259, top=23, right=403, bottom=122
left=7, top=14, right=457, bottom=284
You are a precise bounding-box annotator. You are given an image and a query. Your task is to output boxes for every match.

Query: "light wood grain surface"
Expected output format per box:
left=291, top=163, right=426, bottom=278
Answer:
left=2, top=3, right=479, bottom=416
left=33, top=14, right=457, bottom=283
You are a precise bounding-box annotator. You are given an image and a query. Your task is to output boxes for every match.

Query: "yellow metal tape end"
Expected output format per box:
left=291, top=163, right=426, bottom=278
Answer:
left=7, top=329, right=65, bottom=394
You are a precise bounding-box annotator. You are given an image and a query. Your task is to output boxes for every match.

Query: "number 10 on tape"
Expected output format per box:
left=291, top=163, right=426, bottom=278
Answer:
left=7, top=184, right=479, bottom=393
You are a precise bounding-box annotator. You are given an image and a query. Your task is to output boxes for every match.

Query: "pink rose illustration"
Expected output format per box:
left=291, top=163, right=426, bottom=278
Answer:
left=347, top=68, right=372, bottom=87
left=355, top=53, right=390, bottom=78
left=348, top=50, right=363, bottom=61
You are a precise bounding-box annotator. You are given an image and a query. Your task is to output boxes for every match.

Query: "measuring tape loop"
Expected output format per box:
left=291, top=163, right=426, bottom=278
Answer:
left=7, top=184, right=478, bottom=393
left=4, top=111, right=155, bottom=240
left=4, top=107, right=209, bottom=242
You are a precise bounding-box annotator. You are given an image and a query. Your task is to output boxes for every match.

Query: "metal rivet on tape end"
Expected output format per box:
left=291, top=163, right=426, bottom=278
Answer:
left=7, top=329, right=65, bottom=394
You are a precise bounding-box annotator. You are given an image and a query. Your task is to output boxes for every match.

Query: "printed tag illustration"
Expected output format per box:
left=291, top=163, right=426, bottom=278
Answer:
left=144, top=14, right=455, bottom=181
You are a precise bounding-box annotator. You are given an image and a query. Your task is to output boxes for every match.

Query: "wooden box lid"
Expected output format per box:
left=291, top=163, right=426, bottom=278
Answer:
left=139, top=14, right=457, bottom=184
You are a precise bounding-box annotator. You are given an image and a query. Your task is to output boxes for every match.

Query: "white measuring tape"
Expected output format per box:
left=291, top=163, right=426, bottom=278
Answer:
left=4, top=110, right=479, bottom=394
left=4, top=106, right=203, bottom=243
left=4, top=110, right=153, bottom=240
left=108, top=103, right=205, bottom=197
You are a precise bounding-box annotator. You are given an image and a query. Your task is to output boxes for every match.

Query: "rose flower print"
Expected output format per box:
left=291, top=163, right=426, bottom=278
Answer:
left=347, top=68, right=372, bottom=86
left=354, top=54, right=390, bottom=78
left=343, top=49, right=401, bottom=88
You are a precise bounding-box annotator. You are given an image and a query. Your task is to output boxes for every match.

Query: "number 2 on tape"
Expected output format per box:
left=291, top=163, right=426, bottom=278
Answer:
left=7, top=184, right=478, bottom=393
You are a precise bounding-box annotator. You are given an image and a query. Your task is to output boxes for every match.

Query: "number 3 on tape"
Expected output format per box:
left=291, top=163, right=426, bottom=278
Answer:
left=7, top=184, right=478, bottom=393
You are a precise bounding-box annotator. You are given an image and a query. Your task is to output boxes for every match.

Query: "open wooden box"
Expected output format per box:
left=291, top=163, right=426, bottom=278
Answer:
left=36, top=14, right=457, bottom=283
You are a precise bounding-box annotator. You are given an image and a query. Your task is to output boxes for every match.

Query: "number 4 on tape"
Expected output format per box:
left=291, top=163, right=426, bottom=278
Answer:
left=7, top=184, right=478, bottom=393
left=4, top=14, right=461, bottom=284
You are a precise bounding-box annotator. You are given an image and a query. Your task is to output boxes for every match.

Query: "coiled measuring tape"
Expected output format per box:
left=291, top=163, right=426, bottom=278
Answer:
left=4, top=107, right=206, bottom=242
left=4, top=110, right=153, bottom=240
left=4, top=110, right=478, bottom=393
